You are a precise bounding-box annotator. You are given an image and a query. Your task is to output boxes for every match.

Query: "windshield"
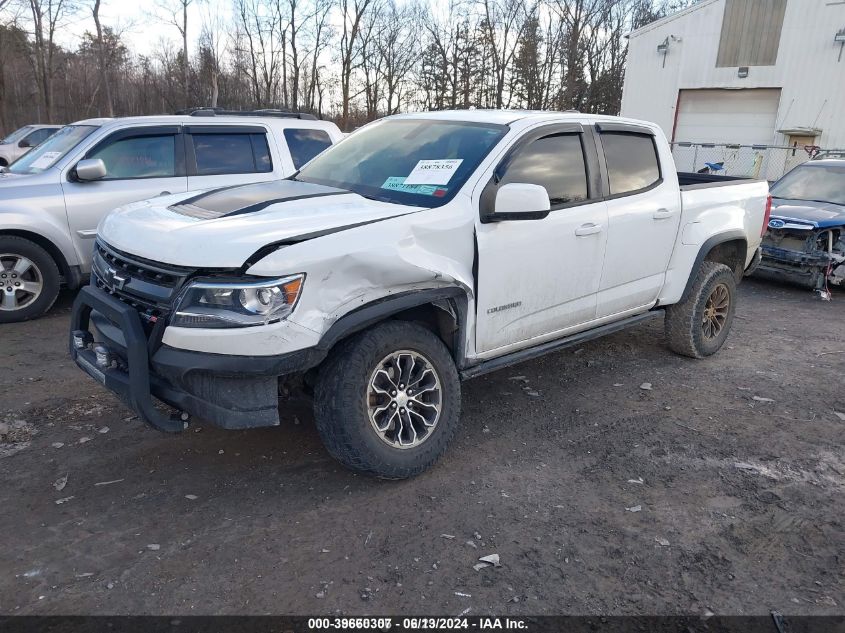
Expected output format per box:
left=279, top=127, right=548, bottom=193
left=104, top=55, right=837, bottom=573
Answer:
left=295, top=119, right=508, bottom=207
left=9, top=125, right=98, bottom=175
left=1, top=126, right=33, bottom=145
left=770, top=164, right=845, bottom=206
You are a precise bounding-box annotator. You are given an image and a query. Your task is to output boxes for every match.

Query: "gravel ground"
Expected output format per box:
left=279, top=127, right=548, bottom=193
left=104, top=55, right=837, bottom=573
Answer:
left=0, top=278, right=843, bottom=615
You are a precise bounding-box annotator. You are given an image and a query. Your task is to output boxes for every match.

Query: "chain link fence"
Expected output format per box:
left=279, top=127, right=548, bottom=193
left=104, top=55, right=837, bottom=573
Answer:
left=670, top=142, right=844, bottom=181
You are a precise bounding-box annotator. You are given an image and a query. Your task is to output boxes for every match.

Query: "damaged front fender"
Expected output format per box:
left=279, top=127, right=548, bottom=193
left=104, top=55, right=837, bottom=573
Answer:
left=245, top=202, right=477, bottom=358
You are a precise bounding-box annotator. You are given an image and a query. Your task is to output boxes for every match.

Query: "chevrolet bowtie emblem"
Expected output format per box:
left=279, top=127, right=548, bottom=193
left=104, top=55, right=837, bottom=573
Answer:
left=106, top=267, right=128, bottom=291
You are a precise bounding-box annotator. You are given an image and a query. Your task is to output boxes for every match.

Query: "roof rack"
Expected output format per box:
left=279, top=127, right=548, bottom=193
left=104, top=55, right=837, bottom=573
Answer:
left=174, top=107, right=317, bottom=120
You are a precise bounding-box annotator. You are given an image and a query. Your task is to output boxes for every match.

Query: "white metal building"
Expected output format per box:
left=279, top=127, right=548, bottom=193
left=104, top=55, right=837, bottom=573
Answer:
left=621, top=0, right=845, bottom=152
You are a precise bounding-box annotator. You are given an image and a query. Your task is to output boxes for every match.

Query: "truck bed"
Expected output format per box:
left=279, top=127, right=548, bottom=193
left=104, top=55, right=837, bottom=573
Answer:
left=677, top=171, right=757, bottom=189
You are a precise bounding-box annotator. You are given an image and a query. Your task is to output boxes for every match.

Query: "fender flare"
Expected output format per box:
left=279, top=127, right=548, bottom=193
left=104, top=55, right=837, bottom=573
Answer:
left=316, top=286, right=470, bottom=363
left=679, top=230, right=747, bottom=302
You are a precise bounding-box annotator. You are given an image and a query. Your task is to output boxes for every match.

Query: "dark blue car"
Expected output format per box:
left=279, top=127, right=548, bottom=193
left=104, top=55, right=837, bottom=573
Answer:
left=755, top=160, right=845, bottom=292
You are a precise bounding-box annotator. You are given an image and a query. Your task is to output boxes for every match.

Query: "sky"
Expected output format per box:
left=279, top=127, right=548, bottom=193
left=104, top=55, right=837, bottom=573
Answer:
left=53, top=1, right=231, bottom=59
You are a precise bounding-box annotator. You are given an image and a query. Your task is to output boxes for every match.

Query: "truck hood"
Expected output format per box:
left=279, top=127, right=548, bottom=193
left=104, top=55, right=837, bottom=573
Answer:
left=769, top=198, right=845, bottom=229
left=0, top=171, right=48, bottom=187
left=98, top=179, right=423, bottom=268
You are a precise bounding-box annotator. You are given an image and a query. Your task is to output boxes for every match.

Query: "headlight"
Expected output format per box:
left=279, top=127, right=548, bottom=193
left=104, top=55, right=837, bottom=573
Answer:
left=171, top=274, right=304, bottom=328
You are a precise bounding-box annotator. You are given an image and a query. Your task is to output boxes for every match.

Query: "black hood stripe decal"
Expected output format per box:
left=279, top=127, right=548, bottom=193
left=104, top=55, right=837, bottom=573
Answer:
left=225, top=191, right=348, bottom=217
left=169, top=179, right=347, bottom=220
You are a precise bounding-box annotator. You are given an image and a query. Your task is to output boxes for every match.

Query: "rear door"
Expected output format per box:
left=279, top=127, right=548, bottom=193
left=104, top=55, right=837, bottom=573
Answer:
left=475, top=123, right=609, bottom=354
left=594, top=123, right=682, bottom=317
left=185, top=125, right=278, bottom=190
left=62, top=125, right=188, bottom=270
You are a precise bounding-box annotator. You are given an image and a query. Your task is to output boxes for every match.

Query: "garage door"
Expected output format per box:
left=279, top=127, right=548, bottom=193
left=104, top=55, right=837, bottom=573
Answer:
left=673, top=88, right=781, bottom=145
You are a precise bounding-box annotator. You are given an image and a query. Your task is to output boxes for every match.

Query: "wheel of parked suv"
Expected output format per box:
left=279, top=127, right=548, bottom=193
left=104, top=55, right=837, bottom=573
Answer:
left=314, top=320, right=462, bottom=479
left=665, top=261, right=737, bottom=359
left=0, top=236, right=61, bottom=323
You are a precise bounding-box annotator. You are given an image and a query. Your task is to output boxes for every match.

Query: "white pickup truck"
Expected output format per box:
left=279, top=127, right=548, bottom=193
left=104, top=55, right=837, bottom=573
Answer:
left=70, top=110, right=770, bottom=478
left=0, top=109, right=342, bottom=322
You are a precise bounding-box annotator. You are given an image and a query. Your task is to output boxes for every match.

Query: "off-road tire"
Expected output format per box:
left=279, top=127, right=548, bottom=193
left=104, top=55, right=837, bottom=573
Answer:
left=314, top=321, right=461, bottom=479
left=0, top=236, right=60, bottom=323
left=665, top=261, right=736, bottom=359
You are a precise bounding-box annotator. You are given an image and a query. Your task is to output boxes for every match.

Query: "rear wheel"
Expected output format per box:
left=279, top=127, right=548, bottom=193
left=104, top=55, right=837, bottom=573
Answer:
left=314, top=321, right=461, bottom=479
left=665, top=261, right=736, bottom=358
left=0, top=236, right=60, bottom=323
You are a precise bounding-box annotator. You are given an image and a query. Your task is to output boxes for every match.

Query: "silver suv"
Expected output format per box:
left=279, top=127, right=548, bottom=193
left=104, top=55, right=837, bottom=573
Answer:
left=0, top=110, right=342, bottom=322
left=0, top=124, right=63, bottom=166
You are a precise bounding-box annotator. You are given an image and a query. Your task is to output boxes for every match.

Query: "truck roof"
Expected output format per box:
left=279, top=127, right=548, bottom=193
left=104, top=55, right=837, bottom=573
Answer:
left=70, top=114, right=340, bottom=131
left=390, top=109, right=658, bottom=129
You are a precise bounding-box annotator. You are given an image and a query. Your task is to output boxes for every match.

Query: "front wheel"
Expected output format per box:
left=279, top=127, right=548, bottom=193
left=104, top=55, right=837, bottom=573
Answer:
left=0, top=236, right=61, bottom=323
left=665, top=261, right=737, bottom=359
left=314, top=321, right=462, bottom=479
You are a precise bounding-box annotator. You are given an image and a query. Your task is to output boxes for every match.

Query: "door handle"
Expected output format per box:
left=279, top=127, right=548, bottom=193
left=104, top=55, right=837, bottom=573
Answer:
left=653, top=208, right=675, bottom=220
left=575, top=223, right=603, bottom=236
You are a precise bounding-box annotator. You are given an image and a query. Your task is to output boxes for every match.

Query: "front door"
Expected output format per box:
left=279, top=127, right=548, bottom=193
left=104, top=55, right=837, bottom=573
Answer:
left=62, top=126, right=188, bottom=269
left=475, top=126, right=609, bottom=354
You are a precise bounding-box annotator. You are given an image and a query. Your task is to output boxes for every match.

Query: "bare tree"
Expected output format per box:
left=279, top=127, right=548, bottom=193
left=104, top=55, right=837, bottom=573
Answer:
left=376, top=0, right=418, bottom=114
left=549, top=0, right=613, bottom=110
left=337, top=0, right=373, bottom=129
left=233, top=0, right=281, bottom=106
left=478, top=0, right=529, bottom=108
left=154, top=0, right=192, bottom=108
left=197, top=0, right=224, bottom=106
left=24, top=0, right=77, bottom=121
left=90, top=0, right=113, bottom=115
left=0, top=0, right=702, bottom=131
left=302, top=0, right=331, bottom=114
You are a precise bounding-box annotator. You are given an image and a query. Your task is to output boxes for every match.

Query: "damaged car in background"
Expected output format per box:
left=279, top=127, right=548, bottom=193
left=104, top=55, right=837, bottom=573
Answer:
left=755, top=159, right=845, bottom=298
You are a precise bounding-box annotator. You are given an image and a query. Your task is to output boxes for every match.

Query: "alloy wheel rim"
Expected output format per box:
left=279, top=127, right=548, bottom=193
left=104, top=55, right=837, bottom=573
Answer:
left=702, top=283, right=729, bottom=340
left=0, top=254, right=43, bottom=311
left=367, top=350, right=442, bottom=449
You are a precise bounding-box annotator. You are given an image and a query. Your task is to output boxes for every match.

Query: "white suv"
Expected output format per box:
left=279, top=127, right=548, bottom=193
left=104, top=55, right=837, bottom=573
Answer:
left=0, top=110, right=343, bottom=322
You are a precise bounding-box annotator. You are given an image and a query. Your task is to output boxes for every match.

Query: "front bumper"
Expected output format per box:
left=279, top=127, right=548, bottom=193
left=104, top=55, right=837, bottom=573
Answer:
left=70, top=285, right=320, bottom=431
left=756, top=244, right=830, bottom=288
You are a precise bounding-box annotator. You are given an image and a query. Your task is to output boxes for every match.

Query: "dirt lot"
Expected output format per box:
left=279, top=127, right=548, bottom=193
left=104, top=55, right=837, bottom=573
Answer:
left=1, top=279, right=843, bottom=616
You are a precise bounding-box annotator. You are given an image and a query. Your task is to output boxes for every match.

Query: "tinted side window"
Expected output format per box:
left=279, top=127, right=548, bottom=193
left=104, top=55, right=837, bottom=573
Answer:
left=284, top=128, right=332, bottom=169
left=88, top=135, right=176, bottom=179
left=192, top=133, right=272, bottom=175
left=500, top=134, right=588, bottom=207
left=601, top=132, right=661, bottom=195
left=25, top=128, right=56, bottom=146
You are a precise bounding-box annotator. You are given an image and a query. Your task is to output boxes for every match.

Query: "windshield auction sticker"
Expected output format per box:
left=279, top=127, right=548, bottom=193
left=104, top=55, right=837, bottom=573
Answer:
left=28, top=151, right=62, bottom=170
left=382, top=177, right=442, bottom=196
left=404, top=159, right=463, bottom=185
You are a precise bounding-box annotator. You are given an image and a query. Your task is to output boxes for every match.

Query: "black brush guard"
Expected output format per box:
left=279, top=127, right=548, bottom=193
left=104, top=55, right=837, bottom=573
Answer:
left=70, top=285, right=189, bottom=433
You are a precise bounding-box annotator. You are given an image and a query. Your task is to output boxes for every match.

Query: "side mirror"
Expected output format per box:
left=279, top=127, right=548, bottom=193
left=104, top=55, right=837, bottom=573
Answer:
left=490, top=183, right=551, bottom=221
left=75, top=158, right=107, bottom=181
left=18, top=139, right=31, bottom=148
